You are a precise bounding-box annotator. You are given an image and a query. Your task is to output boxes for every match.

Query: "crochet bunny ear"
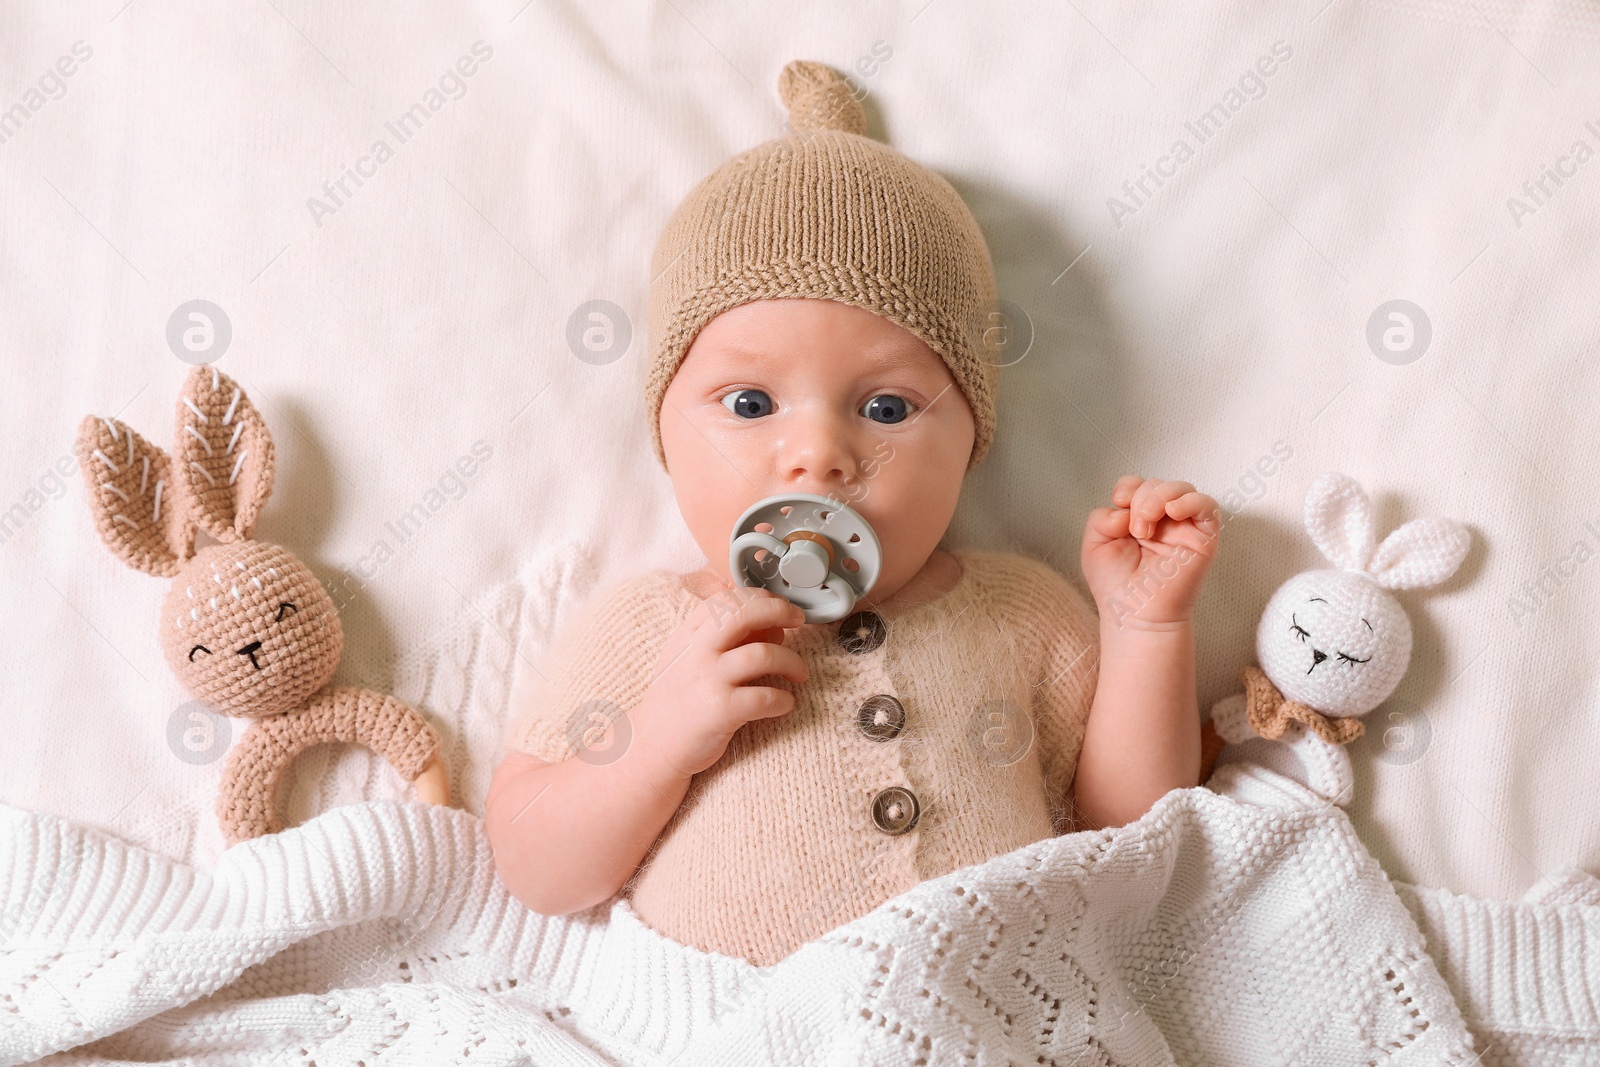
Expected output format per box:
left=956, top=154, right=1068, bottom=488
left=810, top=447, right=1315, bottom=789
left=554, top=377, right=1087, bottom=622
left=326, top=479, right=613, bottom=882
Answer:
left=171, top=365, right=275, bottom=543
left=1303, top=472, right=1376, bottom=571
left=75, top=414, right=196, bottom=577
left=1366, top=517, right=1470, bottom=590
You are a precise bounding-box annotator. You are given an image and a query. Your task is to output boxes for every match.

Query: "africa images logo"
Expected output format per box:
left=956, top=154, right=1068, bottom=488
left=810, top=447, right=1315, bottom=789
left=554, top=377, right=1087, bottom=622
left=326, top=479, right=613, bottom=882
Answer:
left=1106, top=40, right=1293, bottom=229
left=306, top=41, right=494, bottom=227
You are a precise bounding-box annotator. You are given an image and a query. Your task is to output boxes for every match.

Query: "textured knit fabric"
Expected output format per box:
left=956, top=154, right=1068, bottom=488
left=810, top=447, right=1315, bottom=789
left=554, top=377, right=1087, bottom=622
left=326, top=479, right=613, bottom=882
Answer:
left=0, top=765, right=1509, bottom=1066
left=216, top=684, right=440, bottom=845
left=644, top=59, right=1002, bottom=473
left=1209, top=687, right=1364, bottom=808
left=1240, top=663, right=1366, bottom=745
left=505, top=548, right=1099, bottom=966
left=1396, top=872, right=1600, bottom=1067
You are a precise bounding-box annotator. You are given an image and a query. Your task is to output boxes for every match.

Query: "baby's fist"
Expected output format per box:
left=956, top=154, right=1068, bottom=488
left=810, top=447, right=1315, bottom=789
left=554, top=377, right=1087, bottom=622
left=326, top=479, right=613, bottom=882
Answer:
left=1081, top=475, right=1222, bottom=629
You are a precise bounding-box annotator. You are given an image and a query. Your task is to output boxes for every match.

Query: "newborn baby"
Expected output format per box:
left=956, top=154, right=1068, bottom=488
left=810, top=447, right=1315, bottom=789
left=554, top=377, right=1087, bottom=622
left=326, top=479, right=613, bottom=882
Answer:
left=486, top=60, right=1221, bottom=967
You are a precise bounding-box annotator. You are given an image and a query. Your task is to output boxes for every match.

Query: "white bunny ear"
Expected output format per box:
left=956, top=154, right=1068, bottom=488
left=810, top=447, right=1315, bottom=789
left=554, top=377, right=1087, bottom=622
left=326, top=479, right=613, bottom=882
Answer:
left=1303, top=472, right=1375, bottom=571
left=1367, top=517, right=1470, bottom=590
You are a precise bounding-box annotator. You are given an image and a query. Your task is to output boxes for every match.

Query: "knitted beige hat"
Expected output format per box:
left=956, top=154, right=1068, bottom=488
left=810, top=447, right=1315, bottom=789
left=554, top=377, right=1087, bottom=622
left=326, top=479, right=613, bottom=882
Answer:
left=645, top=59, right=1001, bottom=472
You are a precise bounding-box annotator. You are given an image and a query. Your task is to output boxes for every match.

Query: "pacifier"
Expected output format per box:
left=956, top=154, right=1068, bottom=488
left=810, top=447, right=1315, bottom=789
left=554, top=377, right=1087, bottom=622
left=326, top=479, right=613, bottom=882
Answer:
left=727, top=492, right=883, bottom=624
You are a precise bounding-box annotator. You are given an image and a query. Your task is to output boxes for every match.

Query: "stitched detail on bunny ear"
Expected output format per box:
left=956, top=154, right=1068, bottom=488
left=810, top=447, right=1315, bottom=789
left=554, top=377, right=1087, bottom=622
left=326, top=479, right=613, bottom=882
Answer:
left=174, top=365, right=276, bottom=542
left=76, top=413, right=194, bottom=577
left=1241, top=665, right=1366, bottom=745
left=183, top=424, right=213, bottom=456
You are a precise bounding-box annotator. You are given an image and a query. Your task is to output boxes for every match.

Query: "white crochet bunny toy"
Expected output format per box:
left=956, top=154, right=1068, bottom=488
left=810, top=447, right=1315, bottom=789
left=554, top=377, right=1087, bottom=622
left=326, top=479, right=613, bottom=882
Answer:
left=1203, top=471, right=1470, bottom=806
left=76, top=365, right=452, bottom=846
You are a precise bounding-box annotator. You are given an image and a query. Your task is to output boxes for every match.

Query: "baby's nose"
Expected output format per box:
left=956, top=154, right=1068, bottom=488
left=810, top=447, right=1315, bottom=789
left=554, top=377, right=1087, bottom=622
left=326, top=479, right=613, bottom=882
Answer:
left=783, top=421, right=857, bottom=484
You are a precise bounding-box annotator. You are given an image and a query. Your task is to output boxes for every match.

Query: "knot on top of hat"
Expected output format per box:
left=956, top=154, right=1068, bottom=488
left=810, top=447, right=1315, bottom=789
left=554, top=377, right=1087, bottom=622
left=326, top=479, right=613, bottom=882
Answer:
left=778, top=59, right=867, bottom=137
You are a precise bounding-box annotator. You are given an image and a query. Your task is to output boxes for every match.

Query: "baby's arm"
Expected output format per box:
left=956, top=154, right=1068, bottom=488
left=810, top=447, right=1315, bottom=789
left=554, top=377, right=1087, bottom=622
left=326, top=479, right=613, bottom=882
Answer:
left=1073, top=476, right=1221, bottom=829
left=1072, top=621, right=1200, bottom=829
left=485, top=585, right=808, bottom=915
left=487, top=743, right=694, bottom=915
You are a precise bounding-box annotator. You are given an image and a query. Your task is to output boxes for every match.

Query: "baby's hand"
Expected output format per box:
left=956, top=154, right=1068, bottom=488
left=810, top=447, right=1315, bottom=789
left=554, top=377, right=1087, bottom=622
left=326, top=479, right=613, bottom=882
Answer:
left=1081, top=475, right=1222, bottom=630
left=634, top=585, right=810, bottom=779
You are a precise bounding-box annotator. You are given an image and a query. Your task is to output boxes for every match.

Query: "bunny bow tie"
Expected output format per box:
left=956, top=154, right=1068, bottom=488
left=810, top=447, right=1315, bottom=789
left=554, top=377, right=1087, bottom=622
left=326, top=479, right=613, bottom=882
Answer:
left=1240, top=665, right=1366, bottom=746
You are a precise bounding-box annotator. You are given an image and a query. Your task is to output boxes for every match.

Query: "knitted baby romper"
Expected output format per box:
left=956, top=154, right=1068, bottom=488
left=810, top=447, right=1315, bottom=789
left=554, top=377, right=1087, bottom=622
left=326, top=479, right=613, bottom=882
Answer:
left=505, top=547, right=1101, bottom=966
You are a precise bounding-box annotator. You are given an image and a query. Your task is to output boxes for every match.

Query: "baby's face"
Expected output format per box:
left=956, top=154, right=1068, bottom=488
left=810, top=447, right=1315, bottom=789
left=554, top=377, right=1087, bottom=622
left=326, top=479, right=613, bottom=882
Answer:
left=660, top=298, right=975, bottom=606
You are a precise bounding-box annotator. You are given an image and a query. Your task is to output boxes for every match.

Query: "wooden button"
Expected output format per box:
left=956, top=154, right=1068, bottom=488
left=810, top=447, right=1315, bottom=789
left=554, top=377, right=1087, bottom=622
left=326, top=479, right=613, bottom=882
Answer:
left=857, top=694, right=906, bottom=741
left=837, top=610, right=886, bottom=654
left=870, top=786, right=920, bottom=835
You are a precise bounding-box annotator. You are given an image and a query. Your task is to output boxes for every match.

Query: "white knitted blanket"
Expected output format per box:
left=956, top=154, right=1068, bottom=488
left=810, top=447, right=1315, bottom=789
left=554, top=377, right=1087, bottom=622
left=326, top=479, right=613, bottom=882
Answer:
left=3, top=761, right=1488, bottom=1067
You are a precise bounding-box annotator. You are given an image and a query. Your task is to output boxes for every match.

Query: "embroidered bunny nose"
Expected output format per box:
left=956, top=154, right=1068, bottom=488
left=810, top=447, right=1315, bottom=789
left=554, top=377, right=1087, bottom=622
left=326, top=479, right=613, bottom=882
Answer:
left=1308, top=648, right=1328, bottom=673
left=238, top=640, right=264, bottom=669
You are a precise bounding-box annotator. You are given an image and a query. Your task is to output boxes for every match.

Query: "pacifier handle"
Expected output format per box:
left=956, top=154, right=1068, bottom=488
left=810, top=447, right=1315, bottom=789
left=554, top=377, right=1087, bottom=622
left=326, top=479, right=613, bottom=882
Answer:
left=731, top=531, right=856, bottom=623
left=726, top=492, right=882, bottom=626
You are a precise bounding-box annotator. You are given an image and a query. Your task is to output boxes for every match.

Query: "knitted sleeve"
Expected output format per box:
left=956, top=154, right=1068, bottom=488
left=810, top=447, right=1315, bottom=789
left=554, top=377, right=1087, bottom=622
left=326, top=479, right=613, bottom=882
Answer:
left=503, top=570, right=689, bottom=765
left=1005, top=555, right=1101, bottom=835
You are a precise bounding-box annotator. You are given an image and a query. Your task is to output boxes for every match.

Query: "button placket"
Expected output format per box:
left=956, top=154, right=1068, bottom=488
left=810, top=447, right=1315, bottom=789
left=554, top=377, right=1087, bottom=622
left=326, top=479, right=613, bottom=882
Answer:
left=831, top=609, right=924, bottom=841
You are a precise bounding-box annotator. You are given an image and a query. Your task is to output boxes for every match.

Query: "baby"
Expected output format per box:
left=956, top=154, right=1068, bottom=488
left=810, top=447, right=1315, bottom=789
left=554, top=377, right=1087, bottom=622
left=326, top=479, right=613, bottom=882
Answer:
left=485, top=60, right=1222, bottom=967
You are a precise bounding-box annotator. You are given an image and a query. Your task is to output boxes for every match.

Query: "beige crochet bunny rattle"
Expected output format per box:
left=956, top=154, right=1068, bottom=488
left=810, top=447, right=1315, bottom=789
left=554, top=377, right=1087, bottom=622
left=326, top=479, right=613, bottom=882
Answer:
left=76, top=365, right=450, bottom=846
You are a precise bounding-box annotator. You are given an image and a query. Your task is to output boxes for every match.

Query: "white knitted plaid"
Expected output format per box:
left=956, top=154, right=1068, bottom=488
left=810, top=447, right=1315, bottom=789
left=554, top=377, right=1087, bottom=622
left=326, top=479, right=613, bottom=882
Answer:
left=0, top=762, right=1500, bottom=1066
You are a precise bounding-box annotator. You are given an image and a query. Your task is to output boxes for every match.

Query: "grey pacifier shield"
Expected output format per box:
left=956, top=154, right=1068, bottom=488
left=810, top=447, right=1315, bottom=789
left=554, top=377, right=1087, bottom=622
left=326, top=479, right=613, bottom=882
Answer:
left=728, top=493, right=883, bottom=625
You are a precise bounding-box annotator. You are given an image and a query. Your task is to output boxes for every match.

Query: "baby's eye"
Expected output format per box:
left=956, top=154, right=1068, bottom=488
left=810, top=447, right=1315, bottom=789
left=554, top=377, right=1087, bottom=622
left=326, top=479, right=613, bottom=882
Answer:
left=1290, top=614, right=1310, bottom=642
left=861, top=394, right=912, bottom=424
left=1336, top=651, right=1371, bottom=665
left=189, top=644, right=212, bottom=662
left=722, top=388, right=773, bottom=419
left=276, top=602, right=298, bottom=622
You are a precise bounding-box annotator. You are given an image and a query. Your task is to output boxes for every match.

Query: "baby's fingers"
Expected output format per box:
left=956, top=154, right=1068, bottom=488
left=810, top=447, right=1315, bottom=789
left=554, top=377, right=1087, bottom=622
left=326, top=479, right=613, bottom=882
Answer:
left=1165, top=491, right=1222, bottom=534
left=726, top=685, right=796, bottom=723
left=699, top=589, right=806, bottom=651
left=1084, top=504, right=1134, bottom=543
left=1129, top=478, right=1196, bottom=538
left=1109, top=474, right=1145, bottom=507
left=1155, top=493, right=1224, bottom=559
left=721, top=640, right=809, bottom=687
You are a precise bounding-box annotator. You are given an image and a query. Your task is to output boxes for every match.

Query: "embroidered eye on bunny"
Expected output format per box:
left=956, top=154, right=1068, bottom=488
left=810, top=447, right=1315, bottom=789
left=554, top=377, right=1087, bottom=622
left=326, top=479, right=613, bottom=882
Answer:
left=1203, top=471, right=1470, bottom=805
left=76, top=364, right=451, bottom=846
